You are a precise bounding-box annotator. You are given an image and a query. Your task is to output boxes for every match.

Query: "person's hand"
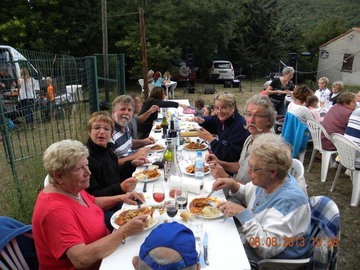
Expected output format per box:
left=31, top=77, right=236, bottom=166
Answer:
left=120, top=177, right=139, bottom=192
left=197, top=127, right=214, bottom=142
left=142, top=137, right=156, bottom=145
left=205, top=153, right=219, bottom=163
left=120, top=191, right=145, bottom=205
left=131, top=157, right=150, bottom=167
left=179, top=104, right=188, bottom=111
left=149, top=105, right=159, bottom=113
left=122, top=215, right=147, bottom=236
left=217, top=201, right=245, bottom=217
left=209, top=162, right=227, bottom=178
left=135, top=147, right=150, bottom=158
left=192, top=117, right=204, bottom=124
left=212, top=177, right=239, bottom=191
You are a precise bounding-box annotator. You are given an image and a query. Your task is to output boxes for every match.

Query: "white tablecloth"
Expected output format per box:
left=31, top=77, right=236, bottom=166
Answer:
left=100, top=100, right=251, bottom=270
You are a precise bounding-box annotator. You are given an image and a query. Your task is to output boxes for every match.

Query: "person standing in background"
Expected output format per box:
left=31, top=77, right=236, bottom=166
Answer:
left=18, top=67, right=36, bottom=129
left=46, top=77, right=55, bottom=120
left=265, top=66, right=295, bottom=116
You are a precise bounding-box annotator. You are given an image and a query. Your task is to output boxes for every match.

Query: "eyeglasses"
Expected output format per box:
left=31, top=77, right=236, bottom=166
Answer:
left=248, top=163, right=264, bottom=174
left=244, top=112, right=267, bottom=120
left=91, top=125, right=111, bottom=132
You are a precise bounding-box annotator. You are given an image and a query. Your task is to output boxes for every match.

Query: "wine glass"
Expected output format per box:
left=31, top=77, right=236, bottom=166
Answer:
left=152, top=183, right=165, bottom=203
left=165, top=199, right=178, bottom=220
left=175, top=188, right=188, bottom=211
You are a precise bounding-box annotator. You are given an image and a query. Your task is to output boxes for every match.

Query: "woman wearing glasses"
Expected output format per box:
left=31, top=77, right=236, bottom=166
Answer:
left=86, top=111, right=148, bottom=228
left=212, top=133, right=310, bottom=263
left=193, top=92, right=249, bottom=162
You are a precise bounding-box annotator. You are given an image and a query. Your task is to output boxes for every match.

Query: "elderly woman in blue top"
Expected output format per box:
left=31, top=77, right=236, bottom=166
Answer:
left=192, top=92, right=249, bottom=162
left=212, top=133, right=310, bottom=263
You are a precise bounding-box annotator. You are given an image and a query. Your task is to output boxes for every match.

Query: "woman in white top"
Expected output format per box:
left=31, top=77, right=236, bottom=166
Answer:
left=287, top=85, right=314, bottom=123
left=18, top=67, right=36, bottom=129
left=314, top=77, right=331, bottom=107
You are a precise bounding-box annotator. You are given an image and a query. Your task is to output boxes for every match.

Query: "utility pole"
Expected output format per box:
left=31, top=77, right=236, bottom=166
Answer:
left=139, top=8, right=149, bottom=99
left=102, top=0, right=110, bottom=101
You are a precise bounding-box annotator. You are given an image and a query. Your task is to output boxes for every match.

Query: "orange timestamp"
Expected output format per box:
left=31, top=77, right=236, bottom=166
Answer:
left=249, top=236, right=339, bottom=248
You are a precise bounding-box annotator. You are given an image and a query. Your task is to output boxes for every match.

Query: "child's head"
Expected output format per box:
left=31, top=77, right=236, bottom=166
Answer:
left=194, top=98, right=205, bottom=110
left=46, top=77, right=52, bottom=85
left=204, top=105, right=214, bottom=116
left=305, top=95, right=319, bottom=108
left=356, top=91, right=360, bottom=103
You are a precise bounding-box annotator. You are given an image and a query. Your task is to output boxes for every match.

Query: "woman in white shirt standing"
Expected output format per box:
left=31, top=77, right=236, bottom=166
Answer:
left=18, top=67, right=36, bottom=129
left=287, top=85, right=314, bottom=123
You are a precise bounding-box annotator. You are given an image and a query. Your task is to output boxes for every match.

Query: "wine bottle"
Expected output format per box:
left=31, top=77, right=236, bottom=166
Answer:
left=163, top=139, right=173, bottom=182
left=161, top=116, right=169, bottom=139
left=168, top=117, right=177, bottom=147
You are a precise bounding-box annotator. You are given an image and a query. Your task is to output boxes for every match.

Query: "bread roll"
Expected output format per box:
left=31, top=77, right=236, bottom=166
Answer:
left=180, top=211, right=194, bottom=222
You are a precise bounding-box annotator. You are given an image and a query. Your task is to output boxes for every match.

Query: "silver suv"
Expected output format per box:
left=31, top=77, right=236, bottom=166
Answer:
left=208, top=60, right=234, bottom=81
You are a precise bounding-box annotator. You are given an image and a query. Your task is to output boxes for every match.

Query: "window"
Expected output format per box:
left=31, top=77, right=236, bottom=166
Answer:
left=341, top=54, right=354, bottom=72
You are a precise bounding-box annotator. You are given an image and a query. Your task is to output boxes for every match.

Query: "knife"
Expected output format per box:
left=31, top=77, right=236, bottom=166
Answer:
left=143, top=165, right=149, bottom=192
left=203, top=231, right=209, bottom=265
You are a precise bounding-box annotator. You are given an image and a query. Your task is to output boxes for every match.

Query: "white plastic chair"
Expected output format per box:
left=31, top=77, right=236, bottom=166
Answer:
left=138, top=79, right=144, bottom=98
left=289, top=158, right=308, bottom=197
left=331, top=133, right=360, bottom=207
left=306, top=118, right=338, bottom=182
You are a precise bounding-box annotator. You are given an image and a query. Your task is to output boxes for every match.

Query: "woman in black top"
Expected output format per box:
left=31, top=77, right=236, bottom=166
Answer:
left=137, top=87, right=188, bottom=138
left=265, top=66, right=295, bottom=116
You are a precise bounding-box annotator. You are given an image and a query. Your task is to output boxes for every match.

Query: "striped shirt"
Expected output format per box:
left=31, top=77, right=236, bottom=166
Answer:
left=344, top=108, right=360, bottom=167
left=111, top=124, right=134, bottom=158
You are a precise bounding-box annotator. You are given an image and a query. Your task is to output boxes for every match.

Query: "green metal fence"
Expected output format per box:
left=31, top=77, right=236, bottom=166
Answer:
left=0, top=49, right=125, bottom=216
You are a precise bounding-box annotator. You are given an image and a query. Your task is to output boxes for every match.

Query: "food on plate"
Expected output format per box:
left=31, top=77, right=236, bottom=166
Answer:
left=150, top=144, right=165, bottom=151
left=202, top=206, right=222, bottom=218
left=180, top=211, right=195, bottom=222
left=155, top=124, right=161, bottom=130
left=189, top=197, right=222, bottom=218
left=184, top=141, right=206, bottom=150
left=185, top=164, right=210, bottom=174
left=184, top=137, right=191, bottom=143
left=114, top=206, right=155, bottom=226
left=134, top=168, right=161, bottom=180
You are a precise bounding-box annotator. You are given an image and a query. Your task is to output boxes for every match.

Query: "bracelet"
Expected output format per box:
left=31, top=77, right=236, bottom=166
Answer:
left=119, top=227, right=126, bottom=244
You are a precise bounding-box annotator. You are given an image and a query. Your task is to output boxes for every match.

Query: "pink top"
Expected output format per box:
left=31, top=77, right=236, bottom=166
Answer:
left=32, top=190, right=109, bottom=270
left=308, top=107, right=323, bottom=123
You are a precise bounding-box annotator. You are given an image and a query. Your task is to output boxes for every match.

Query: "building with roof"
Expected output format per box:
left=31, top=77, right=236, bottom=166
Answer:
left=317, top=28, right=360, bottom=86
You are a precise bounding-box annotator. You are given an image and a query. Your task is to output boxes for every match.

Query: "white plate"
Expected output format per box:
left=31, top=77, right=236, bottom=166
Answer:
left=110, top=208, right=160, bottom=230
left=182, top=165, right=211, bottom=176
left=187, top=197, right=224, bottom=219
left=183, top=143, right=208, bottom=151
left=133, top=166, right=162, bottom=182
left=149, top=144, right=166, bottom=153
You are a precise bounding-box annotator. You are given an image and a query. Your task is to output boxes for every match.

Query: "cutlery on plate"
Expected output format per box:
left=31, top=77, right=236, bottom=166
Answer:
left=206, top=189, right=215, bottom=198
left=134, top=198, right=142, bottom=209
left=203, top=231, right=209, bottom=265
left=143, top=165, right=149, bottom=192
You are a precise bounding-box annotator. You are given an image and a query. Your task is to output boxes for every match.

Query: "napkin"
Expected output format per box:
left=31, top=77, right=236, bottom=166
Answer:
left=170, top=177, right=204, bottom=194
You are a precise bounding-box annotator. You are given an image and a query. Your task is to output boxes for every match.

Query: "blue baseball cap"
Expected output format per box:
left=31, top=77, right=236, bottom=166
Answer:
left=139, top=222, right=199, bottom=269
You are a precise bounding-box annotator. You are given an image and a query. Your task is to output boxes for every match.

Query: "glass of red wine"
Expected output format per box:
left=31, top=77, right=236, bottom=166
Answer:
left=152, top=183, right=165, bottom=203
left=165, top=199, right=178, bottom=220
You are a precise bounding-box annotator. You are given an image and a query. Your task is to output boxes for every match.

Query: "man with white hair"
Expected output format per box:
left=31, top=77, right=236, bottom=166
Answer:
left=111, top=95, right=155, bottom=166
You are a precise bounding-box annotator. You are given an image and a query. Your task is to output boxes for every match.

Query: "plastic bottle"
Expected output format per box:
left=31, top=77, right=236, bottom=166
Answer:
left=194, top=151, right=204, bottom=181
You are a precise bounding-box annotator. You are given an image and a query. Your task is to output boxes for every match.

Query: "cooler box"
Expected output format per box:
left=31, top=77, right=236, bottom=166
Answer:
left=232, top=79, right=240, bottom=88
left=224, top=81, right=232, bottom=88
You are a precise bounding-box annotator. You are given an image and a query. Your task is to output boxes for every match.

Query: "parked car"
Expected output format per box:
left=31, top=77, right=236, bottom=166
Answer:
left=208, top=60, right=234, bottom=81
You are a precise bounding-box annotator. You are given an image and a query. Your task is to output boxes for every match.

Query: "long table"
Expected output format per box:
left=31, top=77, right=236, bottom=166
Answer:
left=100, top=101, right=251, bottom=270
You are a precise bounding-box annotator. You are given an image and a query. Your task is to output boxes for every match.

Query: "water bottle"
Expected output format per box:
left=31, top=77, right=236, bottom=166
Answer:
left=194, top=151, right=204, bottom=181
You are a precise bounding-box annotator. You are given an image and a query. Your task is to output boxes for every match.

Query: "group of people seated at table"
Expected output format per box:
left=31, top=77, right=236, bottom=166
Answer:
left=147, top=69, right=172, bottom=87
left=30, top=87, right=318, bottom=269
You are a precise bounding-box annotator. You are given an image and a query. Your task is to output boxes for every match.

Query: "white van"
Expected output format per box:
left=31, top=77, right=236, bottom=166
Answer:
left=0, top=45, right=41, bottom=91
left=208, top=60, right=234, bottom=81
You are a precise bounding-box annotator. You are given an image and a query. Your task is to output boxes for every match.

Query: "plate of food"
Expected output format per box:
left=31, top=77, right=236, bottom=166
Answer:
left=183, top=163, right=210, bottom=176
left=188, top=197, right=223, bottom=219
left=133, top=166, right=162, bottom=182
left=110, top=206, right=160, bottom=230
left=149, top=144, right=166, bottom=152
left=153, top=124, right=162, bottom=132
left=183, top=141, right=208, bottom=151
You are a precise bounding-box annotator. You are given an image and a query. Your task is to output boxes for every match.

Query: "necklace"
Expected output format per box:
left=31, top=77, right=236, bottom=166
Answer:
left=251, top=179, right=285, bottom=212
left=56, top=186, right=81, bottom=200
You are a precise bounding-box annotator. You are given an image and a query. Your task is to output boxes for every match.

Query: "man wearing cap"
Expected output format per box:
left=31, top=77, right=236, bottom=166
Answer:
left=132, top=222, right=200, bottom=270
